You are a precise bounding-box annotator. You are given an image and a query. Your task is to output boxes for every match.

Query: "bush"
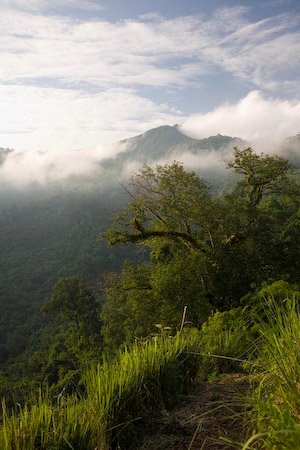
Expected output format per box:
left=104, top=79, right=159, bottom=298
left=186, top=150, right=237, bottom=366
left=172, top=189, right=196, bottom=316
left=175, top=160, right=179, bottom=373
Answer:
left=199, top=307, right=256, bottom=379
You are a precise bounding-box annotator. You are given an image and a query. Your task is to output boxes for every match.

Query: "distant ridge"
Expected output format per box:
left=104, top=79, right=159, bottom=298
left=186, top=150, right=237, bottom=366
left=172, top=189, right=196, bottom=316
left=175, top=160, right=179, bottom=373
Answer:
left=103, top=124, right=246, bottom=170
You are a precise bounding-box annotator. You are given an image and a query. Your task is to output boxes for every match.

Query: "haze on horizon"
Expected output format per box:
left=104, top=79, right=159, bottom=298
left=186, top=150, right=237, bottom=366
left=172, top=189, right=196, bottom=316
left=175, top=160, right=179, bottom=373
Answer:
left=0, top=0, right=300, bottom=180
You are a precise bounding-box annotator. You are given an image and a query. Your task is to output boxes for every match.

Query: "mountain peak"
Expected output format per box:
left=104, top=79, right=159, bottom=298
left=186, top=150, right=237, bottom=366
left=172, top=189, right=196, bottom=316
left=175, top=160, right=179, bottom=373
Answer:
left=104, top=125, right=247, bottom=173
left=122, top=124, right=194, bottom=146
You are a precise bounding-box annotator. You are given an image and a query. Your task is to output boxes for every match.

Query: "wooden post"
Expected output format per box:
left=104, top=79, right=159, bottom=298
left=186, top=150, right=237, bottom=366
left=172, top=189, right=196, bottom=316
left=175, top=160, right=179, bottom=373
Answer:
left=179, top=305, right=187, bottom=335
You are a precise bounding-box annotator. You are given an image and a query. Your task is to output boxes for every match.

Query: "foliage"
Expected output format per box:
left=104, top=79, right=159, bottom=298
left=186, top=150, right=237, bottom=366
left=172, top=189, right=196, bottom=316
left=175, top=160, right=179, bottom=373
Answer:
left=241, top=297, right=300, bottom=448
left=199, top=307, right=257, bottom=379
left=100, top=150, right=300, bottom=341
left=227, top=147, right=293, bottom=207
left=101, top=256, right=211, bottom=349
left=1, top=145, right=300, bottom=448
left=102, top=149, right=296, bottom=250
left=241, top=280, right=300, bottom=308
left=101, top=263, right=156, bottom=349
left=0, top=188, right=142, bottom=391
left=101, top=161, right=214, bottom=251
left=0, top=334, right=201, bottom=450
left=41, top=277, right=101, bottom=343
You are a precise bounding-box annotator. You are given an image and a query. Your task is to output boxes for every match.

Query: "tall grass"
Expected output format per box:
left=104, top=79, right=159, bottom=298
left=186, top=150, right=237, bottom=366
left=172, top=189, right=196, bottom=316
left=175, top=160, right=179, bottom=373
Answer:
left=84, top=333, right=200, bottom=448
left=0, top=333, right=201, bottom=450
left=1, top=393, right=94, bottom=450
left=244, top=298, right=300, bottom=449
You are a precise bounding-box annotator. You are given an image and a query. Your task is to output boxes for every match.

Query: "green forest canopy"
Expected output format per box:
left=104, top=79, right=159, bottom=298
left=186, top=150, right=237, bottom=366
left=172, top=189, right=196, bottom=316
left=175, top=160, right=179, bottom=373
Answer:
left=100, top=147, right=300, bottom=347
left=0, top=146, right=299, bottom=396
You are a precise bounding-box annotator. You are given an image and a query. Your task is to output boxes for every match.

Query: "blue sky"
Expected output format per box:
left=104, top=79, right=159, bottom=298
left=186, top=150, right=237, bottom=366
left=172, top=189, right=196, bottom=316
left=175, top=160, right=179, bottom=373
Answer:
left=0, top=0, right=300, bottom=160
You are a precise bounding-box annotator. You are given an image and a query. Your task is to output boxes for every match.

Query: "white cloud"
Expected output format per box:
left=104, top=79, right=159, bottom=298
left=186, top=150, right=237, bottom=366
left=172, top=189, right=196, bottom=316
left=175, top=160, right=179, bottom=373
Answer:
left=1, top=147, right=100, bottom=185
left=0, top=12, right=210, bottom=89
left=180, top=91, right=300, bottom=151
left=0, top=5, right=299, bottom=176
left=0, top=139, right=135, bottom=186
left=0, top=8, right=299, bottom=92
left=0, top=84, right=182, bottom=185
left=2, top=0, right=103, bottom=12
left=171, top=150, right=226, bottom=171
left=0, top=84, right=182, bottom=152
left=201, top=13, right=300, bottom=92
left=120, top=150, right=226, bottom=182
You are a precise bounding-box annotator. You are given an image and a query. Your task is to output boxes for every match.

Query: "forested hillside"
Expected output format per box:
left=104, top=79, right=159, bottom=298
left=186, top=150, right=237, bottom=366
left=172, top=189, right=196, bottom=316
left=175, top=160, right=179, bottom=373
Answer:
left=1, top=128, right=300, bottom=448
left=0, top=190, right=137, bottom=362
left=0, top=127, right=244, bottom=373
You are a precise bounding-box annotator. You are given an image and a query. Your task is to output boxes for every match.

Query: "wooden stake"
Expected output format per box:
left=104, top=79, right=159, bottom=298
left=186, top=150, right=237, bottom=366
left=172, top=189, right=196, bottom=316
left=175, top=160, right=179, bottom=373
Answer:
left=180, top=305, right=188, bottom=335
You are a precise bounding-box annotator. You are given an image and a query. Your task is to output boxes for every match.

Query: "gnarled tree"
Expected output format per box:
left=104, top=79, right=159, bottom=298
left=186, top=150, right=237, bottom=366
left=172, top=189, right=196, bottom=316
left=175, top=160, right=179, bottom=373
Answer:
left=101, top=149, right=295, bottom=251
left=100, top=149, right=299, bottom=343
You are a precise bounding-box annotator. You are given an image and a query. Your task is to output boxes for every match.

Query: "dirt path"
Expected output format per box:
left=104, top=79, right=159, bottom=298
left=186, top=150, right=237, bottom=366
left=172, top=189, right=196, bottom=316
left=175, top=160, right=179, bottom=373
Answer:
left=139, top=374, right=251, bottom=449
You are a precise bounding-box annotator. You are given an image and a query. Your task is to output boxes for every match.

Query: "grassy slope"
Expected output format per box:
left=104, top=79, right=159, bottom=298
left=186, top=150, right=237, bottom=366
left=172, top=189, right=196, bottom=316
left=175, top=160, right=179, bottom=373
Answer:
left=0, top=334, right=201, bottom=450
left=243, top=299, right=300, bottom=449
left=2, top=297, right=300, bottom=449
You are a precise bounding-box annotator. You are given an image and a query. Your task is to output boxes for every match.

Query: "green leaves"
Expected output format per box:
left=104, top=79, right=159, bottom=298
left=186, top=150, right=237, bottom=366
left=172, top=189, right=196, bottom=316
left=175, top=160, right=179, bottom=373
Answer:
left=41, top=277, right=99, bottom=325
left=101, top=162, right=213, bottom=252
left=100, top=151, right=300, bottom=338
left=227, top=147, right=293, bottom=207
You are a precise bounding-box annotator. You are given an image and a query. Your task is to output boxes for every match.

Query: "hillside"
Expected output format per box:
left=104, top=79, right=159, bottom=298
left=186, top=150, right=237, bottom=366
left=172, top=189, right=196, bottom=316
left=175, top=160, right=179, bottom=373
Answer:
left=107, top=125, right=245, bottom=164
left=0, top=141, right=300, bottom=449
left=0, top=126, right=299, bottom=361
left=0, top=126, right=247, bottom=365
left=102, top=126, right=247, bottom=188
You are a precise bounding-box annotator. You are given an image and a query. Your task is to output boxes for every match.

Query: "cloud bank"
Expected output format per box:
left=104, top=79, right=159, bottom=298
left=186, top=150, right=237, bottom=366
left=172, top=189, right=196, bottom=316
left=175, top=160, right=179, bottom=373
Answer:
left=2, top=90, right=300, bottom=187
left=0, top=8, right=299, bottom=93
left=0, top=85, right=181, bottom=152
left=0, top=5, right=299, bottom=185
left=180, top=91, right=300, bottom=151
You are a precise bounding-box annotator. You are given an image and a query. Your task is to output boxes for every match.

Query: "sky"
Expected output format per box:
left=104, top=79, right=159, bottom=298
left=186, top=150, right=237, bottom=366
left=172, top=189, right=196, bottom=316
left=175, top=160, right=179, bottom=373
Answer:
left=1, top=0, right=300, bottom=157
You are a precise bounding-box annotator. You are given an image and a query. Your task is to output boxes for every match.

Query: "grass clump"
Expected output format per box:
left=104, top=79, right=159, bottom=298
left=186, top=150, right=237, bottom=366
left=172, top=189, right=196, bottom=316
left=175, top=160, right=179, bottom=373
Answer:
left=1, top=393, right=94, bottom=450
left=0, top=333, right=201, bottom=449
left=84, top=332, right=200, bottom=448
left=244, top=298, right=300, bottom=449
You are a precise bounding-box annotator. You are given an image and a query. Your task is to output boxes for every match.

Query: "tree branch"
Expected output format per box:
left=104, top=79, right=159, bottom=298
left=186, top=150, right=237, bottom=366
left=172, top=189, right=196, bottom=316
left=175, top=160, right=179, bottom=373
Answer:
left=108, top=229, right=207, bottom=252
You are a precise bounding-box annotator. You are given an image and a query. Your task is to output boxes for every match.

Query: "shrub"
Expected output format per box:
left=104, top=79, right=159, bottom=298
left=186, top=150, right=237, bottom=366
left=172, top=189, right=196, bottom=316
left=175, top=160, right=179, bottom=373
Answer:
left=199, top=307, right=256, bottom=379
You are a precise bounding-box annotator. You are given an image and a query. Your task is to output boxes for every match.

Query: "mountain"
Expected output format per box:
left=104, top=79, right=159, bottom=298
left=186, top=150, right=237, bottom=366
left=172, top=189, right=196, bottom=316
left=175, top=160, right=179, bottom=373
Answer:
left=0, top=124, right=296, bottom=368
left=103, top=125, right=246, bottom=171
left=0, top=126, right=248, bottom=202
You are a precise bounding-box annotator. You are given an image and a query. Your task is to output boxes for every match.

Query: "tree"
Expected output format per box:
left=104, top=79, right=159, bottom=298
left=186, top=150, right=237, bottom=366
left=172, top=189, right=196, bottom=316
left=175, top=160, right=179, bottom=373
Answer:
left=38, top=277, right=103, bottom=388
left=102, top=150, right=295, bottom=251
left=101, top=263, right=156, bottom=349
left=101, top=161, right=218, bottom=253
left=224, top=147, right=294, bottom=243
left=101, top=254, right=212, bottom=349
left=100, top=149, right=299, bottom=344
left=42, top=277, right=101, bottom=343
